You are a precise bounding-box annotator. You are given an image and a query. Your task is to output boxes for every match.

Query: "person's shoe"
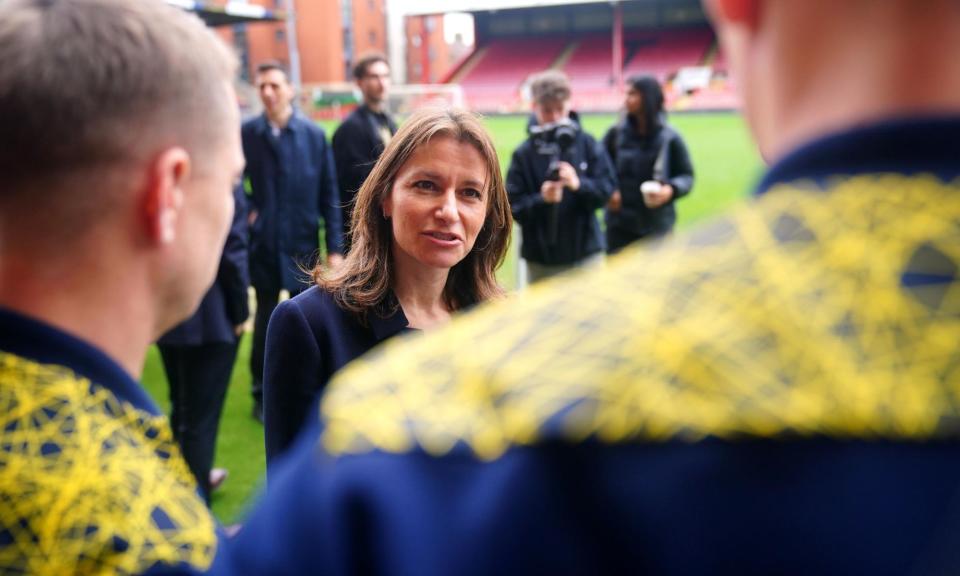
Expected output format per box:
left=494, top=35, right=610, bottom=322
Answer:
left=209, top=468, right=228, bottom=492
left=252, top=400, right=264, bottom=424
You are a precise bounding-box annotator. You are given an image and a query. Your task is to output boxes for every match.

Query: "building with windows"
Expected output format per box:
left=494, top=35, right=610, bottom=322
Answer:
left=205, top=0, right=388, bottom=85
left=404, top=14, right=450, bottom=84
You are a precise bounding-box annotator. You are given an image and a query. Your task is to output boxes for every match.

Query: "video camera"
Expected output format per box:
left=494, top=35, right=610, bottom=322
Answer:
left=528, top=118, right=579, bottom=181
left=527, top=117, right=580, bottom=245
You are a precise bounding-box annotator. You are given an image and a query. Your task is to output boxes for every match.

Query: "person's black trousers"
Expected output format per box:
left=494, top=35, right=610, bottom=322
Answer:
left=606, top=226, right=672, bottom=255
left=250, top=282, right=280, bottom=409
left=251, top=280, right=307, bottom=410
left=606, top=226, right=646, bottom=255
left=159, top=341, right=239, bottom=504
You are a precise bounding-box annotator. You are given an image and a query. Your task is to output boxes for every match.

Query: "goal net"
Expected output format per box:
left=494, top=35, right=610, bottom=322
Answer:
left=386, top=84, right=465, bottom=115
left=302, top=82, right=465, bottom=121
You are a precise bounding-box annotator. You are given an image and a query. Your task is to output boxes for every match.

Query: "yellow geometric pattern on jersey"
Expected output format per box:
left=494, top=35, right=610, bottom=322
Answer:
left=0, top=353, right=216, bottom=574
left=321, top=174, right=960, bottom=461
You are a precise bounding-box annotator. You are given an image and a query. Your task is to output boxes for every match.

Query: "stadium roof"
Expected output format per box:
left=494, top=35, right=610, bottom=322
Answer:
left=401, top=0, right=640, bottom=16
left=165, top=0, right=283, bottom=26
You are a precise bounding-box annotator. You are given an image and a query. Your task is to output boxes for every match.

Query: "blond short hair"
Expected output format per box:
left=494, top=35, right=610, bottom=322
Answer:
left=529, top=70, right=571, bottom=105
left=0, top=0, right=237, bottom=191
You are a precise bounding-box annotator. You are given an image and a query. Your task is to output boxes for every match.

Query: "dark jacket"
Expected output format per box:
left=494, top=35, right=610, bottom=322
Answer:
left=0, top=308, right=235, bottom=574
left=231, top=115, right=960, bottom=576
left=331, top=104, right=397, bottom=247
left=242, top=112, right=343, bottom=292
left=603, top=116, right=694, bottom=237
left=158, top=184, right=250, bottom=346
left=507, top=112, right=616, bottom=265
left=263, top=286, right=411, bottom=466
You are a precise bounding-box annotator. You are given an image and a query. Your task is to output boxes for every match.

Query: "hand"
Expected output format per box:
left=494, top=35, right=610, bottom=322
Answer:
left=326, top=253, right=344, bottom=268
left=607, top=190, right=622, bottom=212
left=540, top=180, right=564, bottom=204
left=643, top=184, right=674, bottom=209
left=247, top=209, right=258, bottom=226
left=234, top=324, right=245, bottom=337
left=556, top=162, right=581, bottom=191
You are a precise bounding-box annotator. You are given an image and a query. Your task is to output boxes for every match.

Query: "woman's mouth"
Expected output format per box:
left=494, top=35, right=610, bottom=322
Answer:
left=423, top=231, right=461, bottom=245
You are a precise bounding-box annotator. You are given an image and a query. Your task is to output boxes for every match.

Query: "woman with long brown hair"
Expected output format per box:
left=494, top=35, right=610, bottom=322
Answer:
left=263, top=107, right=512, bottom=464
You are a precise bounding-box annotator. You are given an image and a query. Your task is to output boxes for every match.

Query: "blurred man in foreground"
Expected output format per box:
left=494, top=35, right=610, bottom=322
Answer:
left=0, top=0, right=242, bottom=572
left=233, top=0, right=960, bottom=573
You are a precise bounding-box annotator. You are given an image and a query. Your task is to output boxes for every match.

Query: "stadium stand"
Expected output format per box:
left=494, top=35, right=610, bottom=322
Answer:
left=623, top=27, right=714, bottom=81
left=563, top=34, right=621, bottom=111
left=432, top=0, right=739, bottom=113
left=451, top=26, right=722, bottom=113
left=458, top=36, right=568, bottom=112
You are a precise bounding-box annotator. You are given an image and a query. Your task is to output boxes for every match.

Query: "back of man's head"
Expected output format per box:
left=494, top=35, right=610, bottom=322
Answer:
left=706, top=0, right=960, bottom=161
left=0, top=0, right=237, bottom=217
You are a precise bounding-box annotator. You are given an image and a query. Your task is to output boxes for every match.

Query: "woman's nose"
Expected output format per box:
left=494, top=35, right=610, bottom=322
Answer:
left=435, top=190, right=459, bottom=221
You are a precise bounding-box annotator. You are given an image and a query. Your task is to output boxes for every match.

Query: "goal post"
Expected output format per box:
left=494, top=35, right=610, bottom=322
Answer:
left=386, top=83, right=465, bottom=115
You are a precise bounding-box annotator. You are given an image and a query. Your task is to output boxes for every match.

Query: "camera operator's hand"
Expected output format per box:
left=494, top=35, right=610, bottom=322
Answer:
left=556, top=162, right=580, bottom=191
left=607, top=190, right=622, bottom=212
left=643, top=184, right=674, bottom=209
left=541, top=180, right=564, bottom=204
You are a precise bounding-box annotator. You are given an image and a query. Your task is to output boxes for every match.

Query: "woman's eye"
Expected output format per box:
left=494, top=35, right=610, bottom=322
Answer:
left=413, top=180, right=436, bottom=191
left=462, top=188, right=482, bottom=200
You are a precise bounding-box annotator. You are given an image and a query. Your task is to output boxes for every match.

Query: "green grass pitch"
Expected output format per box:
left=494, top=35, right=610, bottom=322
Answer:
left=140, top=112, right=763, bottom=524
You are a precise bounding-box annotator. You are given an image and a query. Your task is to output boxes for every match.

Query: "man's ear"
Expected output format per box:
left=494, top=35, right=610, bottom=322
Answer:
left=144, top=147, right=191, bottom=245
left=706, top=0, right=761, bottom=31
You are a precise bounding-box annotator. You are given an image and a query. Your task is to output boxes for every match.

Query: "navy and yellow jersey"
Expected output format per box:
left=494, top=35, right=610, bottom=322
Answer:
left=0, top=308, right=228, bottom=575
left=232, top=117, right=960, bottom=575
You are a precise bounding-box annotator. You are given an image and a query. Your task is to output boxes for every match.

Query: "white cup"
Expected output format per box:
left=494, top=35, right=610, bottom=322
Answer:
left=641, top=180, right=662, bottom=204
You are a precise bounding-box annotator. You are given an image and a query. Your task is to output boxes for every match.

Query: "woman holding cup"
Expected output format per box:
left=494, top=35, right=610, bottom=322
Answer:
left=603, top=75, right=695, bottom=253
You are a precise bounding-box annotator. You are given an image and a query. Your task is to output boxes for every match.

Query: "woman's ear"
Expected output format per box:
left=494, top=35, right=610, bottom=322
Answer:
left=381, top=190, right=393, bottom=220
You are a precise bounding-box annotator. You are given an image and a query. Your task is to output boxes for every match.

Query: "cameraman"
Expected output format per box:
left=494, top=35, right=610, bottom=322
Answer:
left=507, top=70, right=615, bottom=283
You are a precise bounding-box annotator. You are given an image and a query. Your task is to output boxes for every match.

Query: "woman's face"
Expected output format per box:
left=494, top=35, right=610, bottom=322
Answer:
left=625, top=86, right=644, bottom=117
left=383, top=135, right=489, bottom=271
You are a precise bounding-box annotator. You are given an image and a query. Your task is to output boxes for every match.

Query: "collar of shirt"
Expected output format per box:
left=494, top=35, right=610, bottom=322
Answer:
left=0, top=306, right=161, bottom=416
left=360, top=103, right=387, bottom=120
left=369, top=294, right=413, bottom=341
left=757, top=115, right=960, bottom=194
left=258, top=110, right=307, bottom=137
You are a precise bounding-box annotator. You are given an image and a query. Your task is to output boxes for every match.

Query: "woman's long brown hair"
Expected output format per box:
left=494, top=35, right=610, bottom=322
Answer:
left=314, top=107, right=512, bottom=320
